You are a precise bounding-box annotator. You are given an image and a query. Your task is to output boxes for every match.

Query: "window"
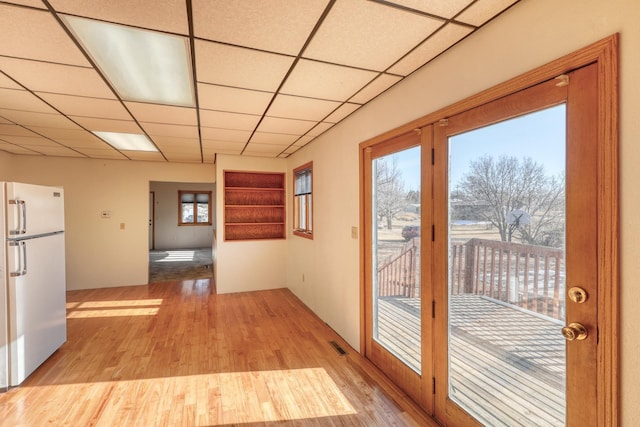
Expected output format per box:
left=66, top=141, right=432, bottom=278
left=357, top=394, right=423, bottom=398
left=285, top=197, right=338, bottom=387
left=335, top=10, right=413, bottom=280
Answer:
left=293, top=162, right=313, bottom=238
left=178, top=190, right=212, bottom=226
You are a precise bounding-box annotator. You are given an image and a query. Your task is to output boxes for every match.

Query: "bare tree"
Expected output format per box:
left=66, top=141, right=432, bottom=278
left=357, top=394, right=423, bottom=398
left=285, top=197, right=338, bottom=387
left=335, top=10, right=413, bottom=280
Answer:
left=454, top=155, right=565, bottom=246
left=375, top=157, right=407, bottom=230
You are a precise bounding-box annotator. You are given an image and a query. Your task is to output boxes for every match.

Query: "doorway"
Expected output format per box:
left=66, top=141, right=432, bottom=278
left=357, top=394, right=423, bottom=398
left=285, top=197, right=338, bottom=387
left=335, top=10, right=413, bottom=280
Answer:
left=361, top=36, right=618, bottom=426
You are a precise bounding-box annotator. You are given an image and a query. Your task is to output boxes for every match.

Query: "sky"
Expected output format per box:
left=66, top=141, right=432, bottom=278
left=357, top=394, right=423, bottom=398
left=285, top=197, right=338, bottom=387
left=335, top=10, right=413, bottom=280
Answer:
left=385, top=104, right=566, bottom=192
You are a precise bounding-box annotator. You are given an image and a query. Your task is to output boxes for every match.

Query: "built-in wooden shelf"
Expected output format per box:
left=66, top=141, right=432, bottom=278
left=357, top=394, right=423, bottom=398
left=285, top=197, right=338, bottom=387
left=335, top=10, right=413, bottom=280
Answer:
left=223, top=171, right=285, bottom=241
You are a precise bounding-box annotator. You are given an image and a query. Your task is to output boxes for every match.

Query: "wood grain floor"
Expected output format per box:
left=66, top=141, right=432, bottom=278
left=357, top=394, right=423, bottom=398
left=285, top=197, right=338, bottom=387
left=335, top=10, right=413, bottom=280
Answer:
left=0, top=279, right=437, bottom=426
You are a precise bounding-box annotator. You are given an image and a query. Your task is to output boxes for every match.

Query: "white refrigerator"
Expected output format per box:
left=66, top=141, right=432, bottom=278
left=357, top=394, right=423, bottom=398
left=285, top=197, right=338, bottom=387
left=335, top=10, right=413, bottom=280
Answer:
left=0, top=182, right=67, bottom=392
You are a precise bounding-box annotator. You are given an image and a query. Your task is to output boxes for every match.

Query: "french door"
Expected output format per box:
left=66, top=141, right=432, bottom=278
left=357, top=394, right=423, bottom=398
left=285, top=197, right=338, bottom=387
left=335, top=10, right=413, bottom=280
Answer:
left=362, top=48, right=617, bottom=427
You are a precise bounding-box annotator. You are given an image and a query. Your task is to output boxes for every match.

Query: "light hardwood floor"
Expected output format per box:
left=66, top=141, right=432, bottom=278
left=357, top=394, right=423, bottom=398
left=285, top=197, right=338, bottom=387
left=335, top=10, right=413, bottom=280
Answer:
left=0, top=279, right=438, bottom=426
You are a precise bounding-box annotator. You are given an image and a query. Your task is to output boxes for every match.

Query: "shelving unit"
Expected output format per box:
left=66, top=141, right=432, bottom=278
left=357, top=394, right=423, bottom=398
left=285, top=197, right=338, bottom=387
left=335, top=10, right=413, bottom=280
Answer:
left=223, top=170, right=286, bottom=241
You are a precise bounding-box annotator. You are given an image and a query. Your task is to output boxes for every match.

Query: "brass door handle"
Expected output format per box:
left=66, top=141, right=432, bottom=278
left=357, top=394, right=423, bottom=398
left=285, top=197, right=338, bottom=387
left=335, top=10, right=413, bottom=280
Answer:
left=561, top=322, right=588, bottom=341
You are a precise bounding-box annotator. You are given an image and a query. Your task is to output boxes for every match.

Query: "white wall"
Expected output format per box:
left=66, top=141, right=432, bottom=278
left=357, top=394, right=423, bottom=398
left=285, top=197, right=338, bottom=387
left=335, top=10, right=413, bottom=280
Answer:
left=150, top=181, right=215, bottom=250
left=286, top=0, right=639, bottom=424
left=7, top=155, right=215, bottom=290
left=215, top=154, right=287, bottom=294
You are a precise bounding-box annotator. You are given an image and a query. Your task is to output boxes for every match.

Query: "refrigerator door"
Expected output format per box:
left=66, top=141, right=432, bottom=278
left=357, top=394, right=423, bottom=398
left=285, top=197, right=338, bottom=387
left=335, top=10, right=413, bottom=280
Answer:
left=7, top=232, right=66, bottom=386
left=5, top=182, right=64, bottom=238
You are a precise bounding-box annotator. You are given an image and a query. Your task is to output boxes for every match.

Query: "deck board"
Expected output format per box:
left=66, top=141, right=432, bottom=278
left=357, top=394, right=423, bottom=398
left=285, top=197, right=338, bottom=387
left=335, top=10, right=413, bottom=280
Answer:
left=376, top=294, right=566, bottom=426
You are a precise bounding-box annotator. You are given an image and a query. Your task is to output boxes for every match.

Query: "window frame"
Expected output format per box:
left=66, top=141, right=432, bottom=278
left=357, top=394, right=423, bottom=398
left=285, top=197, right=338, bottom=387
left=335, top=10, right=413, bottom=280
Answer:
left=178, top=190, right=212, bottom=226
left=293, top=162, right=313, bottom=239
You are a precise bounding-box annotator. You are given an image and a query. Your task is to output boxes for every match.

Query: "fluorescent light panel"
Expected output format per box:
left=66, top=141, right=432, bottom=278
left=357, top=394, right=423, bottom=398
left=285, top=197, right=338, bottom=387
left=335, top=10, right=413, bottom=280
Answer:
left=63, top=15, right=194, bottom=107
left=93, top=131, right=157, bottom=152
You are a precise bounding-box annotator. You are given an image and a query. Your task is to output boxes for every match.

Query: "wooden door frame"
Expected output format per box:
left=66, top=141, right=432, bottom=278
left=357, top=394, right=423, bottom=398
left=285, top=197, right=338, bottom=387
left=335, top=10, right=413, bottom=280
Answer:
left=359, top=34, right=618, bottom=424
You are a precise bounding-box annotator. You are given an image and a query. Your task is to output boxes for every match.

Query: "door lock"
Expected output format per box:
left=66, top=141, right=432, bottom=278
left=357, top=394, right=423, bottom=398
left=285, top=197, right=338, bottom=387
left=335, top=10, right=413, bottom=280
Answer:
left=568, top=286, right=588, bottom=303
left=561, top=322, right=588, bottom=341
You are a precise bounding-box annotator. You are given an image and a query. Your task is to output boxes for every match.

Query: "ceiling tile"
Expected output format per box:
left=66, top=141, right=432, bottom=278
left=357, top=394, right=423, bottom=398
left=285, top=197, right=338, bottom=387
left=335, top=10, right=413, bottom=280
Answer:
left=267, top=94, right=340, bottom=121
left=0, top=57, right=115, bottom=98
left=200, top=127, right=251, bottom=143
left=125, top=151, right=166, bottom=162
left=243, top=143, right=289, bottom=157
left=250, top=132, right=300, bottom=145
left=381, top=0, right=474, bottom=18
left=304, top=0, right=444, bottom=71
left=0, top=5, right=89, bottom=66
left=140, top=122, right=199, bottom=139
left=257, top=116, right=316, bottom=135
left=0, top=142, right=41, bottom=155
left=162, top=153, right=202, bottom=163
left=74, top=147, right=127, bottom=159
left=196, top=41, right=294, bottom=92
left=0, top=88, right=58, bottom=114
left=3, top=1, right=47, bottom=9
left=151, top=136, right=201, bottom=149
left=0, top=123, right=40, bottom=137
left=31, top=145, right=85, bottom=157
left=0, top=134, right=59, bottom=147
left=37, top=92, right=131, bottom=119
left=293, top=135, right=316, bottom=146
left=70, top=116, right=141, bottom=133
left=125, top=102, right=197, bottom=126
left=281, top=59, right=378, bottom=101
left=50, top=0, right=189, bottom=35
left=389, top=24, right=474, bottom=76
left=0, top=109, right=77, bottom=128
left=306, top=123, right=334, bottom=137
left=349, top=73, right=403, bottom=104
left=455, top=0, right=519, bottom=26
left=192, top=0, right=330, bottom=55
left=198, top=83, right=273, bottom=115
left=199, top=110, right=260, bottom=131
left=324, top=103, right=361, bottom=123
left=0, top=73, right=22, bottom=90
left=201, top=140, right=245, bottom=154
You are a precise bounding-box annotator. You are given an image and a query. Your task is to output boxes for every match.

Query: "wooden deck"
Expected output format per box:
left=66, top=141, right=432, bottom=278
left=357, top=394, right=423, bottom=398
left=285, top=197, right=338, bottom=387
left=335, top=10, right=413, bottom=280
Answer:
left=377, top=294, right=566, bottom=426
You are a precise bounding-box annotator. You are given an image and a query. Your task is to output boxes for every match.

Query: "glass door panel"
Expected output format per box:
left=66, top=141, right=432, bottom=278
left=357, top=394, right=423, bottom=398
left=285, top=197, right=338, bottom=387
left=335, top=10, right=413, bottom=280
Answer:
left=372, top=145, right=422, bottom=373
left=447, top=105, right=567, bottom=426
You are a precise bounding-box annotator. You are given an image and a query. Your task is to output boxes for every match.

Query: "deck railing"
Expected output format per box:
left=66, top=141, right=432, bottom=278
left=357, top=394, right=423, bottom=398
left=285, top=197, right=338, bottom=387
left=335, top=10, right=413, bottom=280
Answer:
left=377, top=238, right=419, bottom=298
left=377, top=237, right=564, bottom=319
left=450, top=238, right=564, bottom=320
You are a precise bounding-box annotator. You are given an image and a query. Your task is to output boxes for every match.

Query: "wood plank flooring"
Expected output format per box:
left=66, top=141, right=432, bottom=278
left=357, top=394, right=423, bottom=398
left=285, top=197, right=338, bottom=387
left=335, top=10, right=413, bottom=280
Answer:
left=0, top=280, right=438, bottom=426
left=377, top=295, right=565, bottom=426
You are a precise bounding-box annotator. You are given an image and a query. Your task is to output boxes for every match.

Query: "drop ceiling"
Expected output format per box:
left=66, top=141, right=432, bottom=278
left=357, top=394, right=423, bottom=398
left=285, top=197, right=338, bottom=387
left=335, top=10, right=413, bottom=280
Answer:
left=0, top=0, right=520, bottom=163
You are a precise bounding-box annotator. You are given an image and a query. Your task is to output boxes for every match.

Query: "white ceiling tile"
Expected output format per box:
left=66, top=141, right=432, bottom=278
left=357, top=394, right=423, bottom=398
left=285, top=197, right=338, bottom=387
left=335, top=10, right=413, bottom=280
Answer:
left=389, top=24, right=474, bottom=76
left=196, top=41, right=294, bottom=92
left=381, top=0, right=474, bottom=18
left=125, top=102, right=197, bottom=126
left=50, top=0, right=189, bottom=35
left=0, top=123, right=40, bottom=137
left=37, top=92, right=131, bottom=120
left=324, top=103, right=361, bottom=123
left=306, top=122, right=334, bottom=137
left=198, top=84, right=273, bottom=115
left=267, top=94, right=340, bottom=121
left=199, top=110, right=261, bottom=131
left=124, top=151, right=166, bottom=162
left=200, top=127, right=251, bottom=143
left=293, top=135, right=316, bottom=146
left=0, top=88, right=58, bottom=114
left=32, top=145, right=85, bottom=157
left=0, top=118, right=11, bottom=125
left=304, top=0, right=444, bottom=71
left=3, top=1, right=47, bottom=9
left=243, top=142, right=288, bottom=156
left=0, top=5, right=89, bottom=66
left=281, top=59, right=378, bottom=101
left=74, top=147, right=127, bottom=159
left=162, top=153, right=202, bottom=163
left=0, top=73, right=22, bottom=90
left=0, top=109, right=77, bottom=128
left=250, top=132, right=300, bottom=145
left=140, top=122, right=199, bottom=139
left=0, top=57, right=115, bottom=98
left=456, top=0, right=519, bottom=26
left=257, top=116, right=316, bottom=135
left=349, top=73, right=403, bottom=104
left=70, top=116, right=141, bottom=133
left=192, top=0, right=330, bottom=55
left=151, top=136, right=201, bottom=149
left=0, top=142, right=41, bottom=155
left=202, top=140, right=245, bottom=153
left=0, top=134, right=58, bottom=147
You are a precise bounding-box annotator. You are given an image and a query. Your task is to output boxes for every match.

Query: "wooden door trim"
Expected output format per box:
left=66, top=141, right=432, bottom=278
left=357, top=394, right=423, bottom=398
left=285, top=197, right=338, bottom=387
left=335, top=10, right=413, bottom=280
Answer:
left=359, top=34, right=618, bottom=424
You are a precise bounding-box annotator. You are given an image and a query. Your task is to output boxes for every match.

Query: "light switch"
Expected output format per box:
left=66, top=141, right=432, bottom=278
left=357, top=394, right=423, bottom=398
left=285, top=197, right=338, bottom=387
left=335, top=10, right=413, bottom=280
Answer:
left=101, top=210, right=111, bottom=219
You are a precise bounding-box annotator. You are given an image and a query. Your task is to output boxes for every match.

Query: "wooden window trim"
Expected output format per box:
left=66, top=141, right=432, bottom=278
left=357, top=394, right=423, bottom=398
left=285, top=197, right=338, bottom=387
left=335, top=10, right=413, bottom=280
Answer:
left=178, top=190, right=212, bottom=226
left=293, top=161, right=313, bottom=239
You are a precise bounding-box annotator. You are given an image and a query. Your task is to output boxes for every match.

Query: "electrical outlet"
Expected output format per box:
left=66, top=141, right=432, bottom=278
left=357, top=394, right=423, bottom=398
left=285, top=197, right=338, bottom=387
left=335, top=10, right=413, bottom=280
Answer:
left=351, top=226, right=358, bottom=239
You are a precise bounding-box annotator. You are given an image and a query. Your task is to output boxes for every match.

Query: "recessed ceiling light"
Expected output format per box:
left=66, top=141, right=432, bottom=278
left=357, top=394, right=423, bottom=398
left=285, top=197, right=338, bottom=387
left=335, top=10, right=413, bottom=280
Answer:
left=93, top=131, right=158, bottom=152
left=63, top=15, right=194, bottom=107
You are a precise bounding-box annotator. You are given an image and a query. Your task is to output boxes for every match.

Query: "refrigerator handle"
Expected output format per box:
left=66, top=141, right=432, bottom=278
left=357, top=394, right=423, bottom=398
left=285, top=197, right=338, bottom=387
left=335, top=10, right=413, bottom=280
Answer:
left=9, top=241, right=27, bottom=277
left=8, top=199, right=26, bottom=235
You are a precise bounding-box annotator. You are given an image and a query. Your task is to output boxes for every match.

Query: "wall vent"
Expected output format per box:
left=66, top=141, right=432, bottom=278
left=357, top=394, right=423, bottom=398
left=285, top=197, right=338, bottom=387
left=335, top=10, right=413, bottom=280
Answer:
left=329, top=341, right=347, bottom=356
